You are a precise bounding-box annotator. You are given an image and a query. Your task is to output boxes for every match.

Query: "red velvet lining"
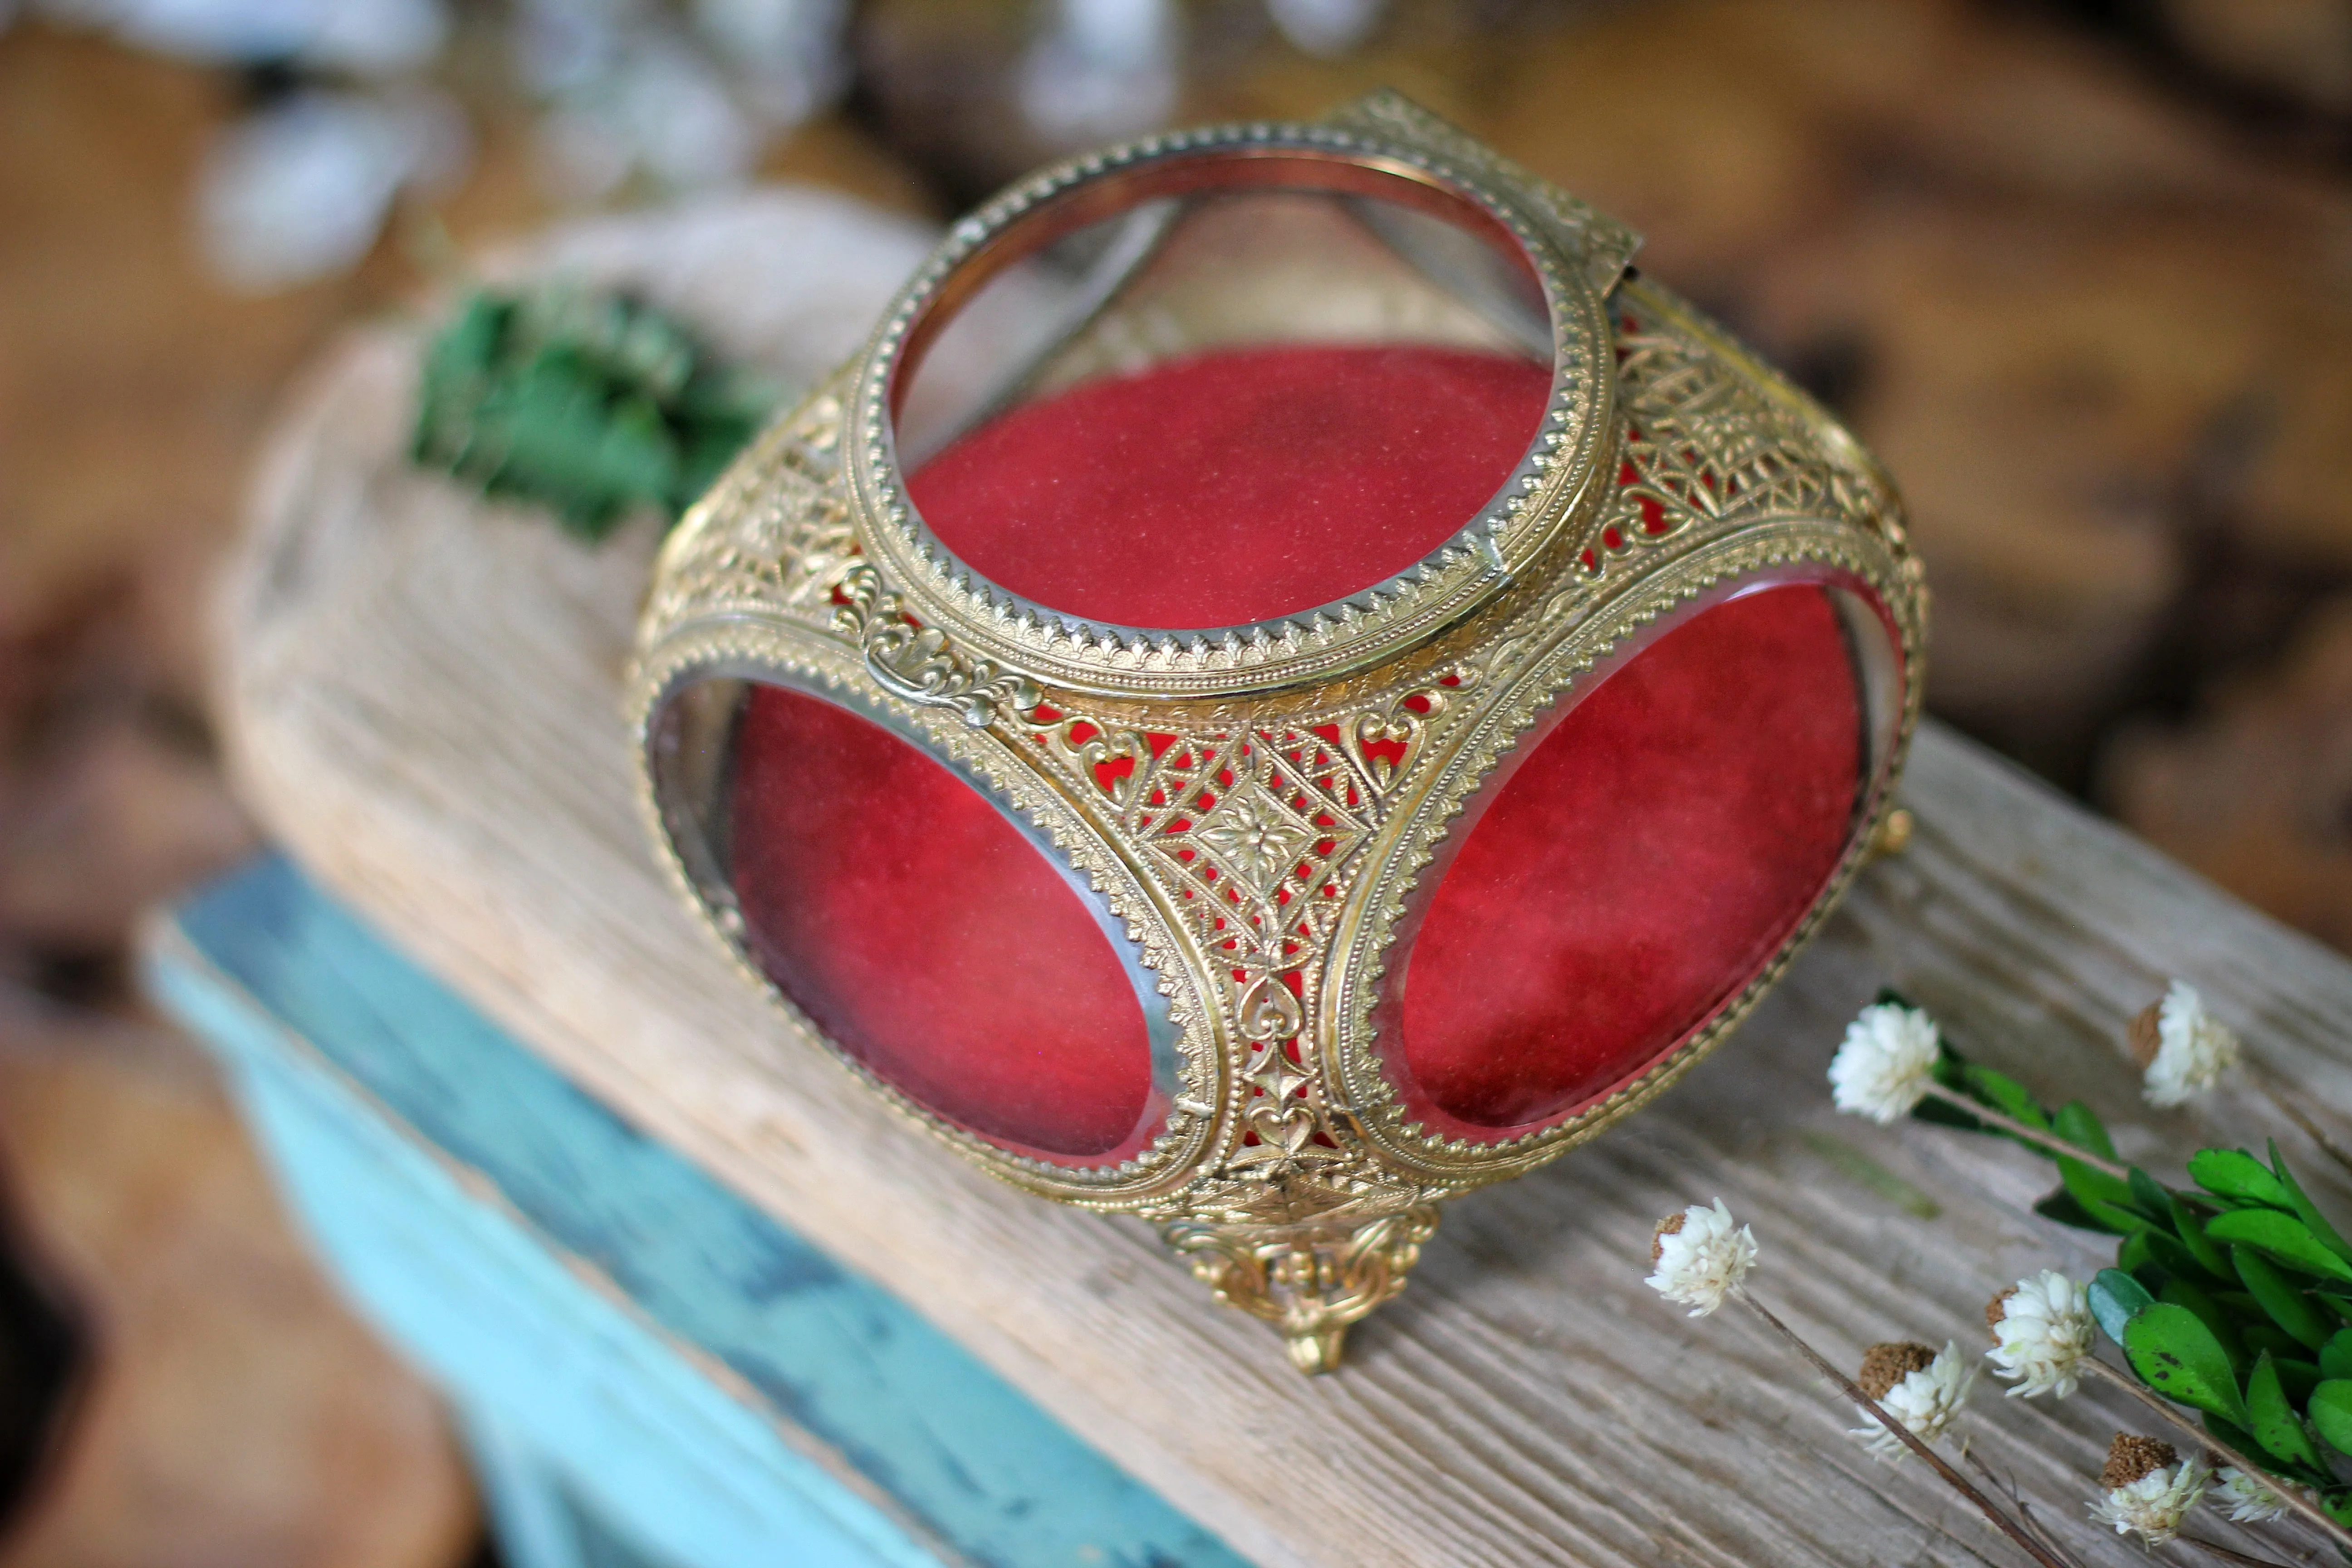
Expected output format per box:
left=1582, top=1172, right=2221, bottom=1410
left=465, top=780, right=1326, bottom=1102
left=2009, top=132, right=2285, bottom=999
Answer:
left=730, top=686, right=1156, bottom=1160
left=1393, top=583, right=1863, bottom=1135
left=906, top=344, right=1551, bottom=629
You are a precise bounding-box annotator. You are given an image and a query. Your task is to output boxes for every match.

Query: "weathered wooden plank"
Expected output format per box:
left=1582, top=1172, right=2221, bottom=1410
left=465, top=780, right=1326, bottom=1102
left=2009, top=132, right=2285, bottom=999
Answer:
left=144, top=854, right=1246, bottom=1568
left=217, top=198, right=2352, bottom=1567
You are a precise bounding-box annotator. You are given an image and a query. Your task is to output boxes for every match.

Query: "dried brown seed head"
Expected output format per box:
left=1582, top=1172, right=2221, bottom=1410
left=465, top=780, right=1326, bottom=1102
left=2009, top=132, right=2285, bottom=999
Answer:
left=2128, top=1003, right=2164, bottom=1069
left=1651, top=1212, right=1686, bottom=1264
left=2102, top=1433, right=2178, bottom=1489
left=1985, top=1285, right=2018, bottom=1338
left=1857, top=1341, right=1938, bottom=1400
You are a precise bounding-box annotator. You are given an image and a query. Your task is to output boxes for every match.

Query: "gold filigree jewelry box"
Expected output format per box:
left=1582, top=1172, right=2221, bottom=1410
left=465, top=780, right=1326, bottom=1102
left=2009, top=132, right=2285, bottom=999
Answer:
left=629, top=92, right=1925, bottom=1372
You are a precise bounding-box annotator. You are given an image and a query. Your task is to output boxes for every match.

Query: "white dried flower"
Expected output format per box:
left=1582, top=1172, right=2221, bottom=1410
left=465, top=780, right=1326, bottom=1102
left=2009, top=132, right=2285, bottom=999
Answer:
left=2090, top=1435, right=2208, bottom=1544
left=2212, top=1465, right=2290, bottom=1524
left=1850, top=1340, right=1975, bottom=1460
left=2133, top=980, right=2240, bottom=1108
left=1985, top=1271, right=2092, bottom=1399
left=1644, top=1199, right=1756, bottom=1318
left=1829, top=1002, right=1941, bottom=1123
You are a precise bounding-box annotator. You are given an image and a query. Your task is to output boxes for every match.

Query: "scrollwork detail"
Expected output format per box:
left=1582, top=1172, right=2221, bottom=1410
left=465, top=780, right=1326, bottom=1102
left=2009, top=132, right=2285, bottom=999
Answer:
left=833, top=563, right=1043, bottom=729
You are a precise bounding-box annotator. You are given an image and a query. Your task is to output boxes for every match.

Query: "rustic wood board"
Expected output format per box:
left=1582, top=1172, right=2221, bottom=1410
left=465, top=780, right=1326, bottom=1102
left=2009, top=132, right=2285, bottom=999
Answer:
left=216, top=198, right=2352, bottom=1568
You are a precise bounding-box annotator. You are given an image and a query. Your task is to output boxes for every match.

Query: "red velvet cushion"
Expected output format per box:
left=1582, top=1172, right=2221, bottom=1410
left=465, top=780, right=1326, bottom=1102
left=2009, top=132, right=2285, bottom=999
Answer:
left=1392, top=583, right=1862, bottom=1135
left=731, top=343, right=1872, bottom=1160
left=731, top=687, right=1157, bottom=1160
left=908, top=344, right=1549, bottom=628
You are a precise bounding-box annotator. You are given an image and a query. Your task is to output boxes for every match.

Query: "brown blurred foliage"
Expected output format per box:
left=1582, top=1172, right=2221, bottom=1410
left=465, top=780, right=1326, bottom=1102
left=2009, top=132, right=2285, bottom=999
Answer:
left=0, top=32, right=290, bottom=989
left=0, top=1017, right=478, bottom=1566
left=0, top=27, right=485, bottom=1561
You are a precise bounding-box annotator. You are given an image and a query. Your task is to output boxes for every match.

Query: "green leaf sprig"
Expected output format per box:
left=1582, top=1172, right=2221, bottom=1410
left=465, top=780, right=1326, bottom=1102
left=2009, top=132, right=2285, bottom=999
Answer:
left=1917, top=998, right=2352, bottom=1526
left=411, top=284, right=780, bottom=542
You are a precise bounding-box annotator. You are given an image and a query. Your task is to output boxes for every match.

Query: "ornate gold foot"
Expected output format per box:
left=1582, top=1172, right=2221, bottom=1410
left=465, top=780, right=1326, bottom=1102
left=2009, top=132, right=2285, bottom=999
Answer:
left=1161, top=1206, right=1440, bottom=1373
left=1867, top=806, right=1915, bottom=861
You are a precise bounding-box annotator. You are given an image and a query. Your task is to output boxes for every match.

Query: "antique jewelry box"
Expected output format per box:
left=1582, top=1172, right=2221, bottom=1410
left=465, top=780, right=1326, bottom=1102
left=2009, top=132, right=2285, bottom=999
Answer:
left=630, top=92, right=1923, bottom=1371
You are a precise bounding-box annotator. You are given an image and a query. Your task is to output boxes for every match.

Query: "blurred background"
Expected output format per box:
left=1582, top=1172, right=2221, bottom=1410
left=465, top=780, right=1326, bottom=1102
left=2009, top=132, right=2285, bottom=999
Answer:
left=1, top=0, right=2350, bottom=1558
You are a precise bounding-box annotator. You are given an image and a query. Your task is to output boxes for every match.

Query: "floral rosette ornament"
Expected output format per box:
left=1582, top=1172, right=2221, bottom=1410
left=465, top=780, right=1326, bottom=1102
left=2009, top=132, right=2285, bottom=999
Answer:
left=628, top=91, right=1925, bottom=1371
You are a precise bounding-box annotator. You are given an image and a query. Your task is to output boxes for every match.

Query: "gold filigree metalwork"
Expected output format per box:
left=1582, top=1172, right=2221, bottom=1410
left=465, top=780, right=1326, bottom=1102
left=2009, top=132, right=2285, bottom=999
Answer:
left=630, top=94, right=1926, bottom=1373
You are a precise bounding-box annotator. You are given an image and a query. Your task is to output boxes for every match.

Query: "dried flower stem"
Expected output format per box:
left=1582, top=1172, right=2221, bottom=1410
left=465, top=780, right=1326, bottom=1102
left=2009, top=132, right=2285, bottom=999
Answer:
left=2080, top=1358, right=2352, bottom=1555
left=1957, top=1447, right=2088, bottom=1568
left=1731, top=1286, right=2074, bottom=1568
left=1920, top=1083, right=2134, bottom=1181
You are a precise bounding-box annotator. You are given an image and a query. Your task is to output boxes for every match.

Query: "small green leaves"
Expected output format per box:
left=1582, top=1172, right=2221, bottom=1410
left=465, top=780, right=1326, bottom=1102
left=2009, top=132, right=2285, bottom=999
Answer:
left=2247, top=1352, right=2322, bottom=1468
left=2127, top=1166, right=2173, bottom=1220
left=2141, top=1226, right=2222, bottom=1286
left=2053, top=1147, right=2141, bottom=1233
left=2233, top=1245, right=2334, bottom=1350
left=2270, top=1140, right=2352, bottom=1264
left=2124, top=1302, right=2251, bottom=1427
left=2189, top=1148, right=2292, bottom=1208
left=2035, top=1186, right=2133, bottom=1235
left=2206, top=1413, right=2266, bottom=1463
left=2088, top=1268, right=2155, bottom=1343
left=1909, top=1091, right=1987, bottom=1133
left=2159, top=1277, right=2245, bottom=1371
left=2307, top=1379, right=2352, bottom=1458
left=2053, top=1101, right=2117, bottom=1160
left=1837, top=997, right=2352, bottom=1492
left=1961, top=1063, right=2047, bottom=1129
left=2166, top=1195, right=2236, bottom=1284
left=1905, top=1025, right=2066, bottom=1148
left=2240, top=1323, right=2303, bottom=1362
left=2205, top=1209, right=2352, bottom=1283
left=2274, top=1357, right=2322, bottom=1403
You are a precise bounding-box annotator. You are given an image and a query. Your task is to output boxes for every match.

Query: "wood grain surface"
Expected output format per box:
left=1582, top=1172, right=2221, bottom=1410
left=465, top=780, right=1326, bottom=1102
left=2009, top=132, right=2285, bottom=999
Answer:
left=216, top=198, right=2352, bottom=1568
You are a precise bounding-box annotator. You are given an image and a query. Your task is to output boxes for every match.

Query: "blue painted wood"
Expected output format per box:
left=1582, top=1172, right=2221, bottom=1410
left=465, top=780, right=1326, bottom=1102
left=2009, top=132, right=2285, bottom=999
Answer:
left=145, top=854, right=1247, bottom=1568
left=152, top=894, right=945, bottom=1568
left=465, top=1409, right=674, bottom=1568
left=463, top=1411, right=596, bottom=1568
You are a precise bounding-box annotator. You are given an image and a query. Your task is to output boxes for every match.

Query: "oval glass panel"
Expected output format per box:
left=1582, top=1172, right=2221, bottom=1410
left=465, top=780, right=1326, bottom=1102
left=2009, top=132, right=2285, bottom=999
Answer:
left=1388, top=579, right=1892, bottom=1137
left=725, top=685, right=1162, bottom=1162
left=893, top=174, right=1553, bottom=630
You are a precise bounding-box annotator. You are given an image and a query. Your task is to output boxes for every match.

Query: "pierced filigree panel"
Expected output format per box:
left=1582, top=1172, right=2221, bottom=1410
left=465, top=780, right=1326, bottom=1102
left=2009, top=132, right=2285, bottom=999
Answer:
left=643, top=380, right=863, bottom=637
